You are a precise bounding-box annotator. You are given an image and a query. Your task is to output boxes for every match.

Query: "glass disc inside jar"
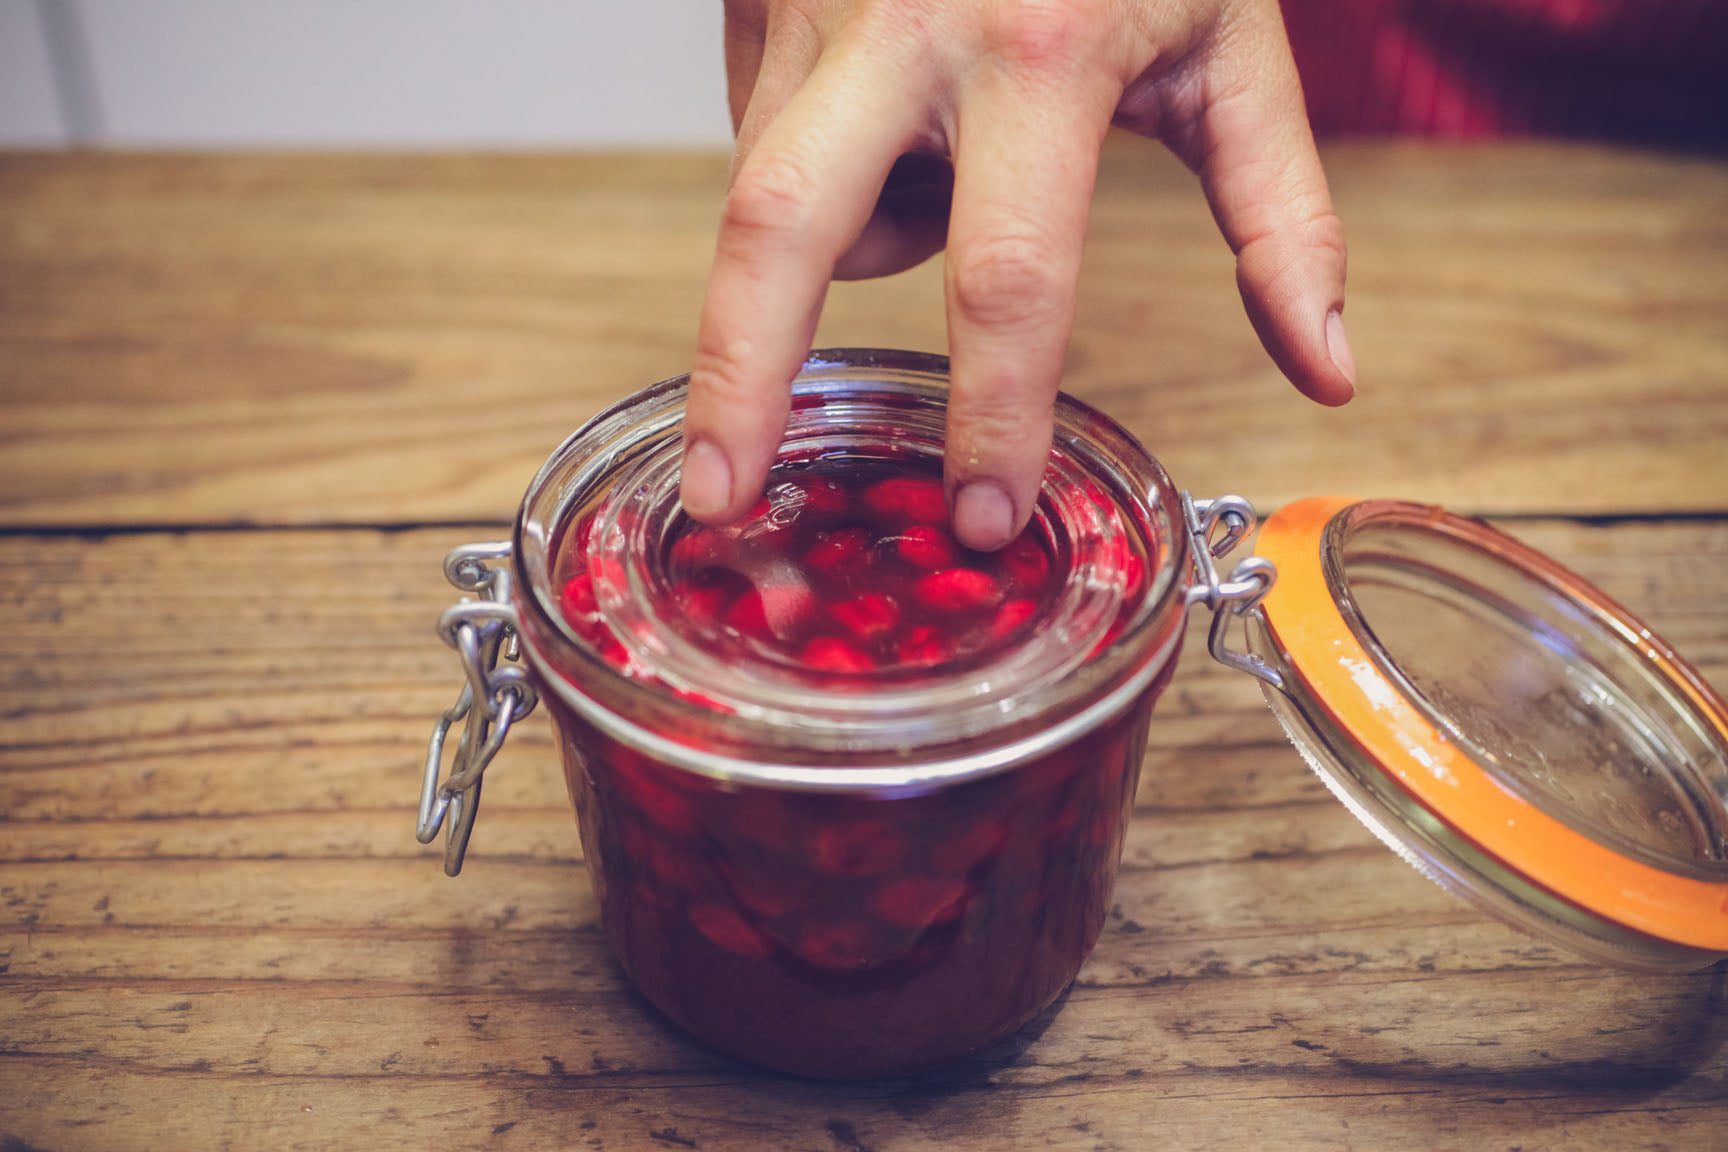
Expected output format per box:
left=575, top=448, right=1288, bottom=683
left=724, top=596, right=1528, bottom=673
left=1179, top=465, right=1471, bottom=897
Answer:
left=550, top=387, right=1155, bottom=743
left=653, top=458, right=1070, bottom=681
left=1253, top=497, right=1728, bottom=968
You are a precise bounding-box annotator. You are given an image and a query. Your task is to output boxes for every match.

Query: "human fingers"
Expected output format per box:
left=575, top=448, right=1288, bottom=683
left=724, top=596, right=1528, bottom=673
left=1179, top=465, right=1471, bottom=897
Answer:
left=722, top=0, right=770, bottom=129
left=1188, top=4, right=1354, bottom=405
left=733, top=7, right=948, bottom=284
left=832, top=151, right=954, bottom=282
left=682, top=45, right=934, bottom=524
left=727, top=0, right=823, bottom=158
left=942, top=51, right=1118, bottom=551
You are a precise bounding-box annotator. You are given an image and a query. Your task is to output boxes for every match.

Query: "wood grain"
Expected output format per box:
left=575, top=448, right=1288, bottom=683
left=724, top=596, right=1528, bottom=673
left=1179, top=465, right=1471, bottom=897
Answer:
left=1, top=142, right=1724, bottom=530
left=2, top=144, right=1726, bottom=1151
left=2, top=524, right=1724, bottom=1150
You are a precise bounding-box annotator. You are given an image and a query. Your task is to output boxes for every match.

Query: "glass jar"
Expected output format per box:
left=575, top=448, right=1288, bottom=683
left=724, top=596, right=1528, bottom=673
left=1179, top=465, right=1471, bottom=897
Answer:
left=420, top=349, right=1728, bottom=1080
left=428, top=350, right=1203, bottom=1078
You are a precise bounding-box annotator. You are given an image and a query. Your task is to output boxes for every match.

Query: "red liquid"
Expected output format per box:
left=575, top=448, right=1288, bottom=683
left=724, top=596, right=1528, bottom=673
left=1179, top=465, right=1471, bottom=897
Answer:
left=546, top=458, right=1171, bottom=1077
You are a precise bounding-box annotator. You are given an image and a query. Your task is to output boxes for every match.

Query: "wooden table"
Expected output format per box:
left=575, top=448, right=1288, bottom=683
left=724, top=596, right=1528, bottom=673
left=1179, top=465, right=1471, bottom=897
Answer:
left=1, top=140, right=1724, bottom=1151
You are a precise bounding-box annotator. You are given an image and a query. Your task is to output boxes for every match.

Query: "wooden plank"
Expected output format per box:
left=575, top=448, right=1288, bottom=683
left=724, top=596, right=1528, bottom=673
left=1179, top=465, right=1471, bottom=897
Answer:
left=1, top=144, right=1724, bottom=530
left=1, top=972, right=1722, bottom=1152
left=1, top=521, right=1724, bottom=1147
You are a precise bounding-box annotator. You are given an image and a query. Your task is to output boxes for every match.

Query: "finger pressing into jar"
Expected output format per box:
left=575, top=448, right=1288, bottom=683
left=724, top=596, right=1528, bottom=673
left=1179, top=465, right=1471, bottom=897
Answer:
left=682, top=43, right=936, bottom=526
left=942, top=59, right=1117, bottom=552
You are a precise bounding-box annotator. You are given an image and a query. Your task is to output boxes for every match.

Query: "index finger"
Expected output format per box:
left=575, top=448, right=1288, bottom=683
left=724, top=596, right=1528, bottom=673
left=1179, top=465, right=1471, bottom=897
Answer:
left=681, top=52, right=931, bottom=524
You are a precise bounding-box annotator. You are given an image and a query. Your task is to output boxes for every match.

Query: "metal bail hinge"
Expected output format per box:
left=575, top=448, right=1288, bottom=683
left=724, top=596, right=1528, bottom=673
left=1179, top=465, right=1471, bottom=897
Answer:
left=418, top=541, right=539, bottom=876
left=1181, top=493, right=1284, bottom=690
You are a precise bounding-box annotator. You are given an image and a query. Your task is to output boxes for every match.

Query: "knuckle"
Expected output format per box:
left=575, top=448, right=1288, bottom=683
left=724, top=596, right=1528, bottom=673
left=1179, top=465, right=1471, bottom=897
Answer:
left=690, top=337, right=765, bottom=409
left=953, top=403, right=1051, bottom=462
left=1300, top=207, right=1347, bottom=261
left=949, top=230, right=1065, bottom=329
left=723, top=151, right=820, bottom=242
left=946, top=398, right=1056, bottom=484
left=981, top=0, right=1098, bottom=69
left=772, top=0, right=825, bottom=40
left=1236, top=202, right=1345, bottom=289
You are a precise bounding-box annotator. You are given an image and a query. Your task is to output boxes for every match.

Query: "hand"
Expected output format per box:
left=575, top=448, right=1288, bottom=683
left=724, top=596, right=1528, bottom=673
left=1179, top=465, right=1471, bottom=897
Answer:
left=680, top=0, right=1355, bottom=551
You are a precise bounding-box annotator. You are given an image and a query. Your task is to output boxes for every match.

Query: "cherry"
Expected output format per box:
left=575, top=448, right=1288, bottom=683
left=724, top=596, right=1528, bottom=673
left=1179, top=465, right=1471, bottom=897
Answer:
left=870, top=875, right=969, bottom=928
left=810, top=818, right=905, bottom=877
left=1000, top=533, right=1051, bottom=594
left=772, top=477, right=849, bottom=521
left=689, top=902, right=774, bottom=960
left=829, top=593, right=900, bottom=640
left=801, top=636, right=876, bottom=674
left=722, top=589, right=771, bottom=639
left=671, top=580, right=729, bottom=629
left=862, top=475, right=947, bottom=526
left=792, top=921, right=882, bottom=970
left=805, top=526, right=871, bottom=575
left=623, top=823, right=702, bottom=892
left=989, top=597, right=1038, bottom=641
left=559, top=573, right=602, bottom=640
left=913, top=568, right=1004, bottom=613
left=724, top=857, right=813, bottom=918
left=930, top=817, right=1011, bottom=873
left=670, top=525, right=729, bottom=570
left=894, top=524, right=959, bottom=570
left=896, top=625, right=951, bottom=668
left=610, top=750, right=699, bottom=835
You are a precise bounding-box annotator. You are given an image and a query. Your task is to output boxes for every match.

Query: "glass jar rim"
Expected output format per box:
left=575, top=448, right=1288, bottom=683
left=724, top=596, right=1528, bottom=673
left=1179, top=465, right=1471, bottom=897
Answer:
left=509, top=348, right=1191, bottom=788
left=1252, top=496, right=1728, bottom=965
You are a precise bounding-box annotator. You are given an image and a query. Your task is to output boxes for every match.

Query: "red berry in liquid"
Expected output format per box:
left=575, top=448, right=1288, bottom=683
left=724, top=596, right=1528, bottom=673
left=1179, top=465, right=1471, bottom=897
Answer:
left=793, top=921, right=882, bottom=970
left=913, top=568, right=1004, bottom=613
left=801, top=636, right=876, bottom=674
left=1000, top=533, right=1051, bottom=593
left=772, top=477, right=849, bottom=521
left=896, top=625, right=952, bottom=668
left=895, top=524, right=959, bottom=570
left=930, top=817, right=1011, bottom=873
left=862, top=475, right=947, bottom=526
left=689, top=902, right=774, bottom=960
left=805, top=526, right=871, bottom=576
left=611, top=752, right=699, bottom=835
left=810, top=818, right=905, bottom=877
left=722, top=590, right=771, bottom=640
left=870, top=875, right=970, bottom=928
left=560, top=572, right=603, bottom=640
left=829, top=593, right=900, bottom=640
left=725, top=857, right=814, bottom=918
left=989, top=597, right=1038, bottom=641
left=671, top=580, right=729, bottom=628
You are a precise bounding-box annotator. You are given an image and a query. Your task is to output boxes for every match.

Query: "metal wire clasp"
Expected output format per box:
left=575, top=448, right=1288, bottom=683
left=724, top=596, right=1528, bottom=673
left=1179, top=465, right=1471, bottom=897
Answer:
left=1181, top=493, right=1284, bottom=690
left=418, top=541, right=539, bottom=876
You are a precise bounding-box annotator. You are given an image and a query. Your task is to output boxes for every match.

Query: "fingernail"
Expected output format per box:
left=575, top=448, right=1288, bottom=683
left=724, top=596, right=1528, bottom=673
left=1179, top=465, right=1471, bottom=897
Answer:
left=1325, top=310, right=1358, bottom=393
left=680, top=437, right=733, bottom=521
left=953, top=481, right=1015, bottom=552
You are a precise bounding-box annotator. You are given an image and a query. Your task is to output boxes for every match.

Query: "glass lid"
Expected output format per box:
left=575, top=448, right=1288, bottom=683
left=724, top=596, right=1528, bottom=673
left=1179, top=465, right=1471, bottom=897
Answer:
left=1249, top=497, right=1728, bottom=972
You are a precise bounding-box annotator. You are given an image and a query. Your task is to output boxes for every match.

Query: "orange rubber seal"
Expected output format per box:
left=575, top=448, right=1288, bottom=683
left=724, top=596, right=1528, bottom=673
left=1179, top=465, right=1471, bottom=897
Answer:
left=1256, top=496, right=1728, bottom=951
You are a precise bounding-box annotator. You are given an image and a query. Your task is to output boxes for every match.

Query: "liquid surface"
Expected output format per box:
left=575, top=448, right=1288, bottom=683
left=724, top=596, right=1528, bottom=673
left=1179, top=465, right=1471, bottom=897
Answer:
left=556, top=456, right=1144, bottom=690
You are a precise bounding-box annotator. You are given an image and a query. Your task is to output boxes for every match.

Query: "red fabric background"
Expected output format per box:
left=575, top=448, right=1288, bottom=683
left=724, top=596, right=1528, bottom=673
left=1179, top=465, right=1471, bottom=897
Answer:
left=1281, top=0, right=1728, bottom=149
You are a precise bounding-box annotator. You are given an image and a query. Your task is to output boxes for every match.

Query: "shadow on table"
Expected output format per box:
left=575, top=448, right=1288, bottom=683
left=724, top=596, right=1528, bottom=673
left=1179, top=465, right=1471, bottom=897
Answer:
left=1277, top=962, right=1728, bottom=1101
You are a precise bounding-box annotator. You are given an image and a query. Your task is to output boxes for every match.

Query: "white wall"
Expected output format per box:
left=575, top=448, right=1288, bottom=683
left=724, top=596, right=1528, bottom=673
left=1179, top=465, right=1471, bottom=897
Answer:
left=0, top=0, right=68, bottom=142
left=1, top=0, right=734, bottom=148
